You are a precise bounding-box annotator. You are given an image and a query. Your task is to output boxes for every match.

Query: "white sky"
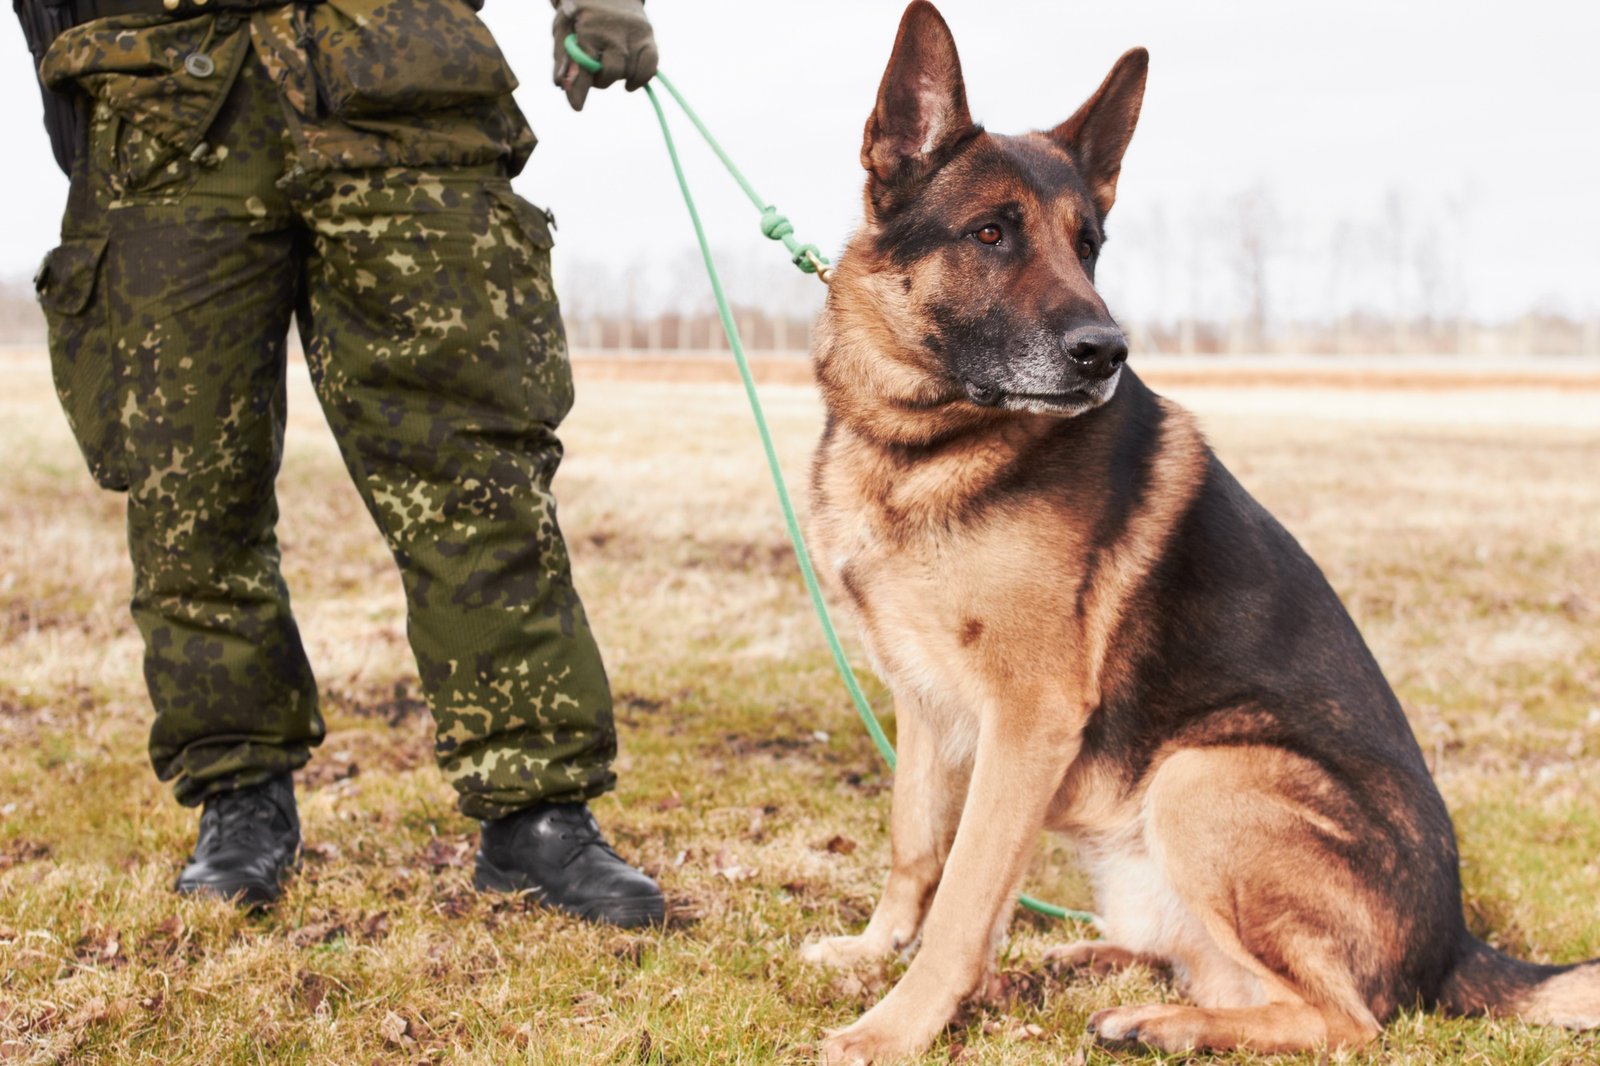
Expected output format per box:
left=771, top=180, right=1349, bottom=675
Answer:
left=3, top=1, right=1597, bottom=323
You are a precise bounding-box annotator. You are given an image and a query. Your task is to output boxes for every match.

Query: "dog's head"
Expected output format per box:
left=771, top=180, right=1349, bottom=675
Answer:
left=851, top=1, right=1147, bottom=418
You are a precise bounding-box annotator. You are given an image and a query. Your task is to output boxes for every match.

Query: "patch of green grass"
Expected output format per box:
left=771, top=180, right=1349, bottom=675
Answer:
left=3, top=365, right=1599, bottom=1063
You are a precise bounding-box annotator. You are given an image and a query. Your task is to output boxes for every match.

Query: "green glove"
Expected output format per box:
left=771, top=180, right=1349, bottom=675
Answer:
left=551, top=0, right=659, bottom=111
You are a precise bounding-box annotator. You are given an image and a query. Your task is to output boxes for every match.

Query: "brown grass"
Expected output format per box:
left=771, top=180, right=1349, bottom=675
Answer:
left=1, top=350, right=1598, bottom=1063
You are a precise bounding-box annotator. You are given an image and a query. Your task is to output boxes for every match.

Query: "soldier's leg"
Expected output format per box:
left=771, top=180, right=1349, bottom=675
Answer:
left=37, top=55, right=322, bottom=807
left=294, top=165, right=615, bottom=820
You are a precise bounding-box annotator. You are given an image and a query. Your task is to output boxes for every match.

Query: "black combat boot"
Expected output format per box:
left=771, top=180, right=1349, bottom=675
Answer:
left=174, top=773, right=300, bottom=907
left=474, top=802, right=664, bottom=927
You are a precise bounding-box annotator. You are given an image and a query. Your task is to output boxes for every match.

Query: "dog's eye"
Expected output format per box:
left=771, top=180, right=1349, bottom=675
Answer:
left=973, top=224, right=1003, bottom=246
left=1077, top=239, right=1096, bottom=260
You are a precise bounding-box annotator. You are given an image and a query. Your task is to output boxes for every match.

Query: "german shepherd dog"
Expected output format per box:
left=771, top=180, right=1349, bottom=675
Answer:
left=800, top=2, right=1600, bottom=1060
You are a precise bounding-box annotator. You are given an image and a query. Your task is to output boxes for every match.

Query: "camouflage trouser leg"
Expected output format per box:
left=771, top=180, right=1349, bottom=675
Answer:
left=37, top=54, right=615, bottom=817
left=36, top=58, right=324, bottom=806
left=127, top=204, right=324, bottom=805
left=292, top=166, right=616, bottom=819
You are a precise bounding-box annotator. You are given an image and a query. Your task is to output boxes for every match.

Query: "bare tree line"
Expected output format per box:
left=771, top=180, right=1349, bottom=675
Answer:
left=4, top=183, right=1597, bottom=356
left=548, top=183, right=1598, bottom=357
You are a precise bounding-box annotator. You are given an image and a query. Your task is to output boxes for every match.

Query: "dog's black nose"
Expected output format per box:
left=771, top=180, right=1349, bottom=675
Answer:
left=1063, top=326, right=1128, bottom=380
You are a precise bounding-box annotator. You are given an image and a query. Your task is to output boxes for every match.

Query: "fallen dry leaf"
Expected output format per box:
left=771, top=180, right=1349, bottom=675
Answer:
left=359, top=911, right=391, bottom=941
left=379, top=1010, right=413, bottom=1047
left=418, top=838, right=471, bottom=870
left=829, top=974, right=865, bottom=1001
left=65, top=996, right=109, bottom=1031
left=0, top=840, right=49, bottom=872
left=711, top=847, right=757, bottom=883
left=288, top=920, right=347, bottom=948
left=295, top=971, right=330, bottom=1014
left=820, top=835, right=857, bottom=856
left=302, top=841, right=342, bottom=863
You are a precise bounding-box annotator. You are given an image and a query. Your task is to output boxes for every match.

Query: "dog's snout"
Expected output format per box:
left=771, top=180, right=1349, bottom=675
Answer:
left=1063, top=326, right=1128, bottom=380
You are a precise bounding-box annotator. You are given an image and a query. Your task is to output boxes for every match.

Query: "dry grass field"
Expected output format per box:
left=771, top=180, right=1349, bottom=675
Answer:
left=2, top=351, right=1599, bottom=1064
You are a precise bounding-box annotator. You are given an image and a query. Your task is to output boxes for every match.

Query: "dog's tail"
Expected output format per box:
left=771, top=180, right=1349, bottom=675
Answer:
left=1436, top=933, right=1600, bottom=1029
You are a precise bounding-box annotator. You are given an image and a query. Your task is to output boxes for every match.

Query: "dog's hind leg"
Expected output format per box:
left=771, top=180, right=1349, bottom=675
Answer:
left=1088, top=746, right=1385, bottom=1054
left=803, top=696, right=967, bottom=968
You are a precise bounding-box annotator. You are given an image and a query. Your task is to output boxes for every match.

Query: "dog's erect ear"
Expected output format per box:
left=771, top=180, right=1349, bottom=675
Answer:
left=1049, top=48, right=1149, bottom=218
left=862, top=2, right=977, bottom=205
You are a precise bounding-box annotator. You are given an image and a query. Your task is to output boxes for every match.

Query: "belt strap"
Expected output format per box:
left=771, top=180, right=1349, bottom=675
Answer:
left=87, top=0, right=322, bottom=18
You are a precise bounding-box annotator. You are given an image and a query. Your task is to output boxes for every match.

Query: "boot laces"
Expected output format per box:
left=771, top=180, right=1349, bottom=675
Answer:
left=547, top=806, right=622, bottom=867
left=198, top=783, right=291, bottom=856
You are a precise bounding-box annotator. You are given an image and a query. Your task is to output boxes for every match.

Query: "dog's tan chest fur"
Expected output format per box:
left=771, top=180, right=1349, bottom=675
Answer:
left=811, top=427, right=1098, bottom=758
left=811, top=399, right=1207, bottom=748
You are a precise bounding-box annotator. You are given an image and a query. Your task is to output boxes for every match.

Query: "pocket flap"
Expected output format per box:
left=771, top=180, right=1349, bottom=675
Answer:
left=41, top=16, right=248, bottom=152
left=312, top=0, right=520, bottom=117
left=487, top=186, right=555, bottom=251
left=35, top=237, right=109, bottom=316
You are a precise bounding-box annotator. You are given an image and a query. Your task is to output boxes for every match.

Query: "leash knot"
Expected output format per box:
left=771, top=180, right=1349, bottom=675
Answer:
left=791, top=243, right=823, bottom=273
left=760, top=206, right=830, bottom=278
left=759, top=205, right=794, bottom=241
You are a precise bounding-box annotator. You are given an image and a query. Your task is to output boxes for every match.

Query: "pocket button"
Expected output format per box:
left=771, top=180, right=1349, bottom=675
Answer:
left=185, top=53, right=216, bottom=79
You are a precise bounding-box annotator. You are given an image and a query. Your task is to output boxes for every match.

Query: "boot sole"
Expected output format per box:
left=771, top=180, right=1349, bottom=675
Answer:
left=473, top=855, right=666, bottom=928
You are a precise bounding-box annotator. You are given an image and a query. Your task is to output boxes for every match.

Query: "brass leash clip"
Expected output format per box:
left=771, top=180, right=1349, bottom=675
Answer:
left=804, top=250, right=834, bottom=286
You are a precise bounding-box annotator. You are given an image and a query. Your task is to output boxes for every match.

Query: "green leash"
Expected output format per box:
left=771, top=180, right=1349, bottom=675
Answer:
left=565, top=37, right=1094, bottom=926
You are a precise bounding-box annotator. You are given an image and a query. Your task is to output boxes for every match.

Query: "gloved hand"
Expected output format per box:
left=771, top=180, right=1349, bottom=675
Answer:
left=551, top=0, right=659, bottom=111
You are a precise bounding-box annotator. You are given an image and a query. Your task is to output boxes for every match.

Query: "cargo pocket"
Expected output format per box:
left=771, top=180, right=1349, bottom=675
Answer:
left=484, top=185, right=572, bottom=426
left=35, top=237, right=127, bottom=491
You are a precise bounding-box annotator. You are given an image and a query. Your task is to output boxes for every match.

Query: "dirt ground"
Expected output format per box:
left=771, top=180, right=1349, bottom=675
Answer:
left=1, top=349, right=1598, bottom=1064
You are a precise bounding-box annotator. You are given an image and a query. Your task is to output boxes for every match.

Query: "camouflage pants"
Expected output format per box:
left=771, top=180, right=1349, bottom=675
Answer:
left=35, top=48, right=616, bottom=819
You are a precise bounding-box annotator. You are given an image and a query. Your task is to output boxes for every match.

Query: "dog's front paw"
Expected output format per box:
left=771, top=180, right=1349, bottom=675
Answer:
left=821, top=1018, right=926, bottom=1065
left=802, top=934, right=886, bottom=969
left=820, top=988, right=950, bottom=1064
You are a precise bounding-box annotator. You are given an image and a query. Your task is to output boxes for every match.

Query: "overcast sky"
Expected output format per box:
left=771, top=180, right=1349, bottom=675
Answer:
left=3, top=1, right=1597, bottom=323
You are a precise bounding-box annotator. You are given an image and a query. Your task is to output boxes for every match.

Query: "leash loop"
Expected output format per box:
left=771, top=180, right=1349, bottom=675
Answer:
left=561, top=33, right=1091, bottom=926
left=565, top=34, right=832, bottom=286
left=757, top=205, right=827, bottom=276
